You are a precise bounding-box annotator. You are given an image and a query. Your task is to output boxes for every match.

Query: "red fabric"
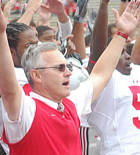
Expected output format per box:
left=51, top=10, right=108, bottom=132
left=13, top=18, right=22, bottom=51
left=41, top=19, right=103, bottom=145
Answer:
left=64, top=1, right=76, bottom=15
left=82, top=127, right=86, bottom=155
left=3, top=93, right=82, bottom=155
left=12, top=2, right=20, bottom=10
left=23, top=83, right=32, bottom=96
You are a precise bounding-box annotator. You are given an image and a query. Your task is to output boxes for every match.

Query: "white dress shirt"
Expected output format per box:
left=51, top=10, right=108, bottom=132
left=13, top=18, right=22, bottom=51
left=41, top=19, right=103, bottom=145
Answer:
left=2, top=80, right=93, bottom=143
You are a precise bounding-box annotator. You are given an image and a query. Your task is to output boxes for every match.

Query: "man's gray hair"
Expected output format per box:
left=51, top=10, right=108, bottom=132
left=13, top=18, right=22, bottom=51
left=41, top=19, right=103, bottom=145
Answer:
left=21, top=42, right=58, bottom=87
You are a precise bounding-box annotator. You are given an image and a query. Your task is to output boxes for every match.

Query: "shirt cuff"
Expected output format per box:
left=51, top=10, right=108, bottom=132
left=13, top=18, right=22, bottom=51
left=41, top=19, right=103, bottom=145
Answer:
left=58, top=17, right=72, bottom=40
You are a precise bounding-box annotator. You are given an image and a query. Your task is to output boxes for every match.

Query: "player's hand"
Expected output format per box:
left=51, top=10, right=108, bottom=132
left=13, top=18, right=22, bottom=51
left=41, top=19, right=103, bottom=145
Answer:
left=113, top=0, right=140, bottom=35
left=46, top=0, right=65, bottom=16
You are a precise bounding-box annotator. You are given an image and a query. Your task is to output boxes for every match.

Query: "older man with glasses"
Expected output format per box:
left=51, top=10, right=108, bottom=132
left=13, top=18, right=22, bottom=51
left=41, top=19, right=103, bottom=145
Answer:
left=1, top=0, right=140, bottom=154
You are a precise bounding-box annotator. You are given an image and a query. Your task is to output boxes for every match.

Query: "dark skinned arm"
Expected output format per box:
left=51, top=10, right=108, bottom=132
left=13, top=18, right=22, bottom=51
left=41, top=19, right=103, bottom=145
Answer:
left=87, top=0, right=109, bottom=74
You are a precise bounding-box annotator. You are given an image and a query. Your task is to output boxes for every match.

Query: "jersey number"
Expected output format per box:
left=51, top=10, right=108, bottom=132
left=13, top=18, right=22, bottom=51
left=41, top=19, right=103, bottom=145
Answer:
left=129, top=86, right=140, bottom=129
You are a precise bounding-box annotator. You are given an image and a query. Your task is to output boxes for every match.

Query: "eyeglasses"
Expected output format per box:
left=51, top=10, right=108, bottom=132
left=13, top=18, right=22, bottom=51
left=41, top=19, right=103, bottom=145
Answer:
left=33, top=63, right=73, bottom=72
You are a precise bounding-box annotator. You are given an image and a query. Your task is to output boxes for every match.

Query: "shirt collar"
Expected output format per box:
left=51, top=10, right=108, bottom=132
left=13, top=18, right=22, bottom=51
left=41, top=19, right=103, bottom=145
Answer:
left=30, top=92, right=60, bottom=110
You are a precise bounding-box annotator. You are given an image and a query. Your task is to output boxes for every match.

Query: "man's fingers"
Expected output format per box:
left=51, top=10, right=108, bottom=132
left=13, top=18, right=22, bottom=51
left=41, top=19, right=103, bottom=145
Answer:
left=134, top=0, right=140, bottom=18
left=112, top=8, right=119, bottom=22
left=123, top=0, right=135, bottom=14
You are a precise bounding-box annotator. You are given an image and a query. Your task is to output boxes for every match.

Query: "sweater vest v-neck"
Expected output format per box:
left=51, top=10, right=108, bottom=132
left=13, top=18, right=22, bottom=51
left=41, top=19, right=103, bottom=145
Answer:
left=2, top=97, right=82, bottom=155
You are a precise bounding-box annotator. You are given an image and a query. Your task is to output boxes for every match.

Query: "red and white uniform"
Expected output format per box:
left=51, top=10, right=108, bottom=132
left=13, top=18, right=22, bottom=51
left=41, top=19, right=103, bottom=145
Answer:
left=3, top=98, right=81, bottom=155
left=2, top=80, right=93, bottom=155
left=88, top=64, right=140, bottom=155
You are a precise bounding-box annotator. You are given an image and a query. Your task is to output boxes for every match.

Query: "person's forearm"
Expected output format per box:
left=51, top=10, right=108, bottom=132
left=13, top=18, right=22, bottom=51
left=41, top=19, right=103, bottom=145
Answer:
left=70, top=22, right=86, bottom=59
left=18, top=0, right=42, bottom=25
left=87, top=1, right=108, bottom=73
left=0, top=32, right=18, bottom=93
left=91, top=35, right=125, bottom=76
left=0, top=31, right=22, bottom=120
left=90, top=35, right=126, bottom=102
left=17, top=9, right=35, bottom=25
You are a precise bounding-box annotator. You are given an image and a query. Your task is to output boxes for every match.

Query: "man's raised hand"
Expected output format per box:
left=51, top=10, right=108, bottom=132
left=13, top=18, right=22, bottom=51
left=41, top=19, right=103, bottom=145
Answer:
left=113, top=0, right=140, bottom=35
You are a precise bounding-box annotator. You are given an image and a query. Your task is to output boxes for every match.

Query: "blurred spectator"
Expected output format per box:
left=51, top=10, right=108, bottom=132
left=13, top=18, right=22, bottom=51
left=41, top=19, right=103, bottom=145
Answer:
left=36, top=25, right=60, bottom=45
left=11, top=0, right=21, bottom=14
left=62, top=0, right=76, bottom=16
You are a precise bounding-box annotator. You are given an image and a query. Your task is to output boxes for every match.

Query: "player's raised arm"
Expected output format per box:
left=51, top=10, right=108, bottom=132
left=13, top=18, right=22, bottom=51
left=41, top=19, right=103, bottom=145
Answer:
left=0, top=3, right=21, bottom=121
left=90, top=0, right=140, bottom=103
left=87, top=0, right=110, bottom=73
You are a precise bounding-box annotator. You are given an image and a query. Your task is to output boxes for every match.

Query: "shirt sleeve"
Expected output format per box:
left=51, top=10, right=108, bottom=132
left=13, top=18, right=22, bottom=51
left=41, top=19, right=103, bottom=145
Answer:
left=2, top=88, right=36, bottom=143
left=58, top=17, right=72, bottom=41
left=68, top=80, right=93, bottom=126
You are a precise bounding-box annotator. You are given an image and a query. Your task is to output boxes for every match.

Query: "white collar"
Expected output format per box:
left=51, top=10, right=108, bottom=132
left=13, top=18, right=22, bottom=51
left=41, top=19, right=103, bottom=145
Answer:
left=30, top=92, right=60, bottom=110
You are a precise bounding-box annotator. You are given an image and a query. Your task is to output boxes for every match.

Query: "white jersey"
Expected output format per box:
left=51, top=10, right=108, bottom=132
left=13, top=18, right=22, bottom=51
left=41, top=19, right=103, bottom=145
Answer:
left=2, top=80, right=93, bottom=143
left=88, top=64, right=140, bottom=155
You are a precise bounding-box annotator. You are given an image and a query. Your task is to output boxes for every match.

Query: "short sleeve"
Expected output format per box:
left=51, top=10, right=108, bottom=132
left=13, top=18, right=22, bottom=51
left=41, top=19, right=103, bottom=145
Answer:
left=2, top=88, right=36, bottom=143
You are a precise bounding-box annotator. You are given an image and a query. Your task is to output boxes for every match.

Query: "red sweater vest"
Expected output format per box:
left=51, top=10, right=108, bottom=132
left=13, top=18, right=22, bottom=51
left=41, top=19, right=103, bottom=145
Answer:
left=3, top=96, right=82, bottom=155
